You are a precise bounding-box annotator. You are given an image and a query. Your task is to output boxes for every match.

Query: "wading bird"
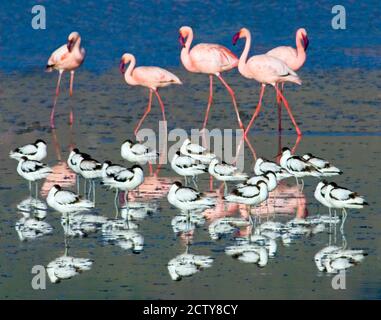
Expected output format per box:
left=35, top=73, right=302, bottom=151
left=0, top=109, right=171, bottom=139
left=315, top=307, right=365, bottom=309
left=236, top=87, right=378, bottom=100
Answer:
left=46, top=32, right=85, bottom=128
left=266, top=28, right=309, bottom=105
left=179, top=26, right=244, bottom=130
left=233, top=28, right=302, bottom=136
left=119, top=53, right=182, bottom=135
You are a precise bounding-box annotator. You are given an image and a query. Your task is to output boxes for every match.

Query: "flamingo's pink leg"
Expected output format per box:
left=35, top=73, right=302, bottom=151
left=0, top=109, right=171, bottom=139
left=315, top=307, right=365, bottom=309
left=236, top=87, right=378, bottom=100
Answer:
left=244, top=84, right=266, bottom=136
left=217, top=74, right=244, bottom=130
left=134, top=89, right=153, bottom=136
left=275, top=85, right=302, bottom=136
left=244, top=136, right=257, bottom=162
left=69, top=71, right=75, bottom=125
left=153, top=90, right=166, bottom=123
left=202, top=75, right=214, bottom=129
left=50, top=71, right=63, bottom=129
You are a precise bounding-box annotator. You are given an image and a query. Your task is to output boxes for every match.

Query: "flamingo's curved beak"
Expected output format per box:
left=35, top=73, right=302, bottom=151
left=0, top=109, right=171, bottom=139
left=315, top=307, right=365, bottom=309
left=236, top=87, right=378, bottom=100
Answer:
left=119, top=59, right=126, bottom=74
left=302, top=34, right=309, bottom=51
left=232, top=32, right=240, bottom=45
left=178, top=34, right=185, bottom=48
left=67, top=39, right=74, bottom=52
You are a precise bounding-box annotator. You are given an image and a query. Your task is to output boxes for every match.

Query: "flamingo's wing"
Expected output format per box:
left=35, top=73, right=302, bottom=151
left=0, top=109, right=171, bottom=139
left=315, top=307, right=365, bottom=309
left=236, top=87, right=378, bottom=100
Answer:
left=266, top=46, right=298, bottom=63
left=47, top=44, right=70, bottom=66
left=247, top=55, right=297, bottom=78
left=133, top=66, right=181, bottom=85
left=191, top=44, right=238, bottom=69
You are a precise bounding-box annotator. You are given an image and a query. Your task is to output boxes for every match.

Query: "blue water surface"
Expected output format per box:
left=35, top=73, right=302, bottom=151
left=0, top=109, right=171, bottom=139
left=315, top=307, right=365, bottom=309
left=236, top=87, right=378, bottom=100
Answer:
left=0, top=0, right=380, bottom=73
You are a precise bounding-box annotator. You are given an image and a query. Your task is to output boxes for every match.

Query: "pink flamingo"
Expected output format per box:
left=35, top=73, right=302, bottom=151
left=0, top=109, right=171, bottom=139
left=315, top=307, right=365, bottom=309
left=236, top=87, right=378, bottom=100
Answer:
left=46, top=32, right=85, bottom=129
left=266, top=28, right=309, bottom=130
left=179, top=26, right=244, bottom=130
left=233, top=28, right=302, bottom=136
left=119, top=53, right=182, bottom=135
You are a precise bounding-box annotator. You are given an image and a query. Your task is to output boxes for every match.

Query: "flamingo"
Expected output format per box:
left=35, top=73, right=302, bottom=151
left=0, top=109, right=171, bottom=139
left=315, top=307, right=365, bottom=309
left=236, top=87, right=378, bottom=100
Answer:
left=178, top=26, right=244, bottom=130
left=119, top=53, right=182, bottom=136
left=232, top=28, right=302, bottom=136
left=46, top=32, right=86, bottom=129
left=266, top=28, right=309, bottom=129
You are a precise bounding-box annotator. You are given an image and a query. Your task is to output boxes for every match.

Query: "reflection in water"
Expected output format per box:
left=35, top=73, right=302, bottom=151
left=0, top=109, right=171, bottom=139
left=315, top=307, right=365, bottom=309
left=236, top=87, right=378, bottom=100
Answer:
left=171, top=212, right=205, bottom=234
left=62, top=212, right=107, bottom=238
left=46, top=237, right=93, bottom=284
left=208, top=217, right=250, bottom=240
left=168, top=242, right=214, bottom=281
left=120, top=201, right=158, bottom=221
left=314, top=219, right=366, bottom=274
left=102, top=219, right=144, bottom=253
left=15, top=197, right=52, bottom=241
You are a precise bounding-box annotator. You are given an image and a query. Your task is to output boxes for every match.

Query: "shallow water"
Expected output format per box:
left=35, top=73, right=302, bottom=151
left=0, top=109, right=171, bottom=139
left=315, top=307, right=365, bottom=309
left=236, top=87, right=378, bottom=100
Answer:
left=0, top=66, right=380, bottom=299
left=0, top=0, right=380, bottom=300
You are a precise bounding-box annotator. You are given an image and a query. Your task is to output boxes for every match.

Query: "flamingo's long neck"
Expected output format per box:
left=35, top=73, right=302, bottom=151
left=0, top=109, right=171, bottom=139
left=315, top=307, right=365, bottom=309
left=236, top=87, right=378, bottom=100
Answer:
left=238, top=31, right=251, bottom=76
left=295, top=34, right=306, bottom=60
left=124, top=56, right=138, bottom=85
left=180, top=30, right=197, bottom=72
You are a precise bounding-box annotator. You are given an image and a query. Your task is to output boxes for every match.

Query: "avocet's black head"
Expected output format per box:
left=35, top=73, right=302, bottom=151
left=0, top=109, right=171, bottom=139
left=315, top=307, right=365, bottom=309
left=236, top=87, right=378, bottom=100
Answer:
left=73, top=148, right=80, bottom=153
left=123, top=139, right=134, bottom=145
left=176, top=150, right=181, bottom=156
left=329, top=182, right=338, bottom=187
left=104, top=160, right=112, bottom=165
left=173, top=181, right=182, bottom=188
left=321, top=179, right=329, bottom=185
left=21, top=156, right=28, bottom=161
left=282, top=147, right=290, bottom=153
left=35, top=139, right=46, bottom=145
left=53, top=184, right=61, bottom=190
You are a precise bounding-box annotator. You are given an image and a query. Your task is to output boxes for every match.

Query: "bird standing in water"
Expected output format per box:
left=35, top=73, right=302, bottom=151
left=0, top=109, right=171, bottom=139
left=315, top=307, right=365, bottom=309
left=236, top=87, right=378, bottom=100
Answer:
left=46, top=32, right=86, bottom=128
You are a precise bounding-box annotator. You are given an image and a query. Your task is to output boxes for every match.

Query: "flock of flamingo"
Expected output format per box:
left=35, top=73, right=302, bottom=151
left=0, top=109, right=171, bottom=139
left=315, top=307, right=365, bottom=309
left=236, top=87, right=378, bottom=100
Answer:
left=47, top=26, right=307, bottom=135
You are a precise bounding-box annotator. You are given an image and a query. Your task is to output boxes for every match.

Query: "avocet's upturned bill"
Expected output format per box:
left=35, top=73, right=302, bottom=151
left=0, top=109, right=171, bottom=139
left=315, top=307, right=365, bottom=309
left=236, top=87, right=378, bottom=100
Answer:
left=121, top=140, right=158, bottom=164
left=302, top=153, right=342, bottom=176
left=47, top=185, right=94, bottom=213
left=10, top=139, right=47, bottom=161
left=167, top=181, right=215, bottom=213
left=17, top=157, right=52, bottom=183
left=254, top=157, right=291, bottom=180
left=180, top=138, right=216, bottom=164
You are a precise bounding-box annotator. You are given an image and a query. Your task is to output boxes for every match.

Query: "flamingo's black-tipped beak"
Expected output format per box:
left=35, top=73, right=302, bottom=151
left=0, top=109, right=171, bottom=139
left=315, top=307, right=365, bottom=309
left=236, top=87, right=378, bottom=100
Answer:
left=302, top=34, right=309, bottom=51
left=119, top=60, right=126, bottom=74
left=67, top=39, right=74, bottom=52
left=178, top=34, right=185, bottom=48
left=232, top=32, right=240, bottom=45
